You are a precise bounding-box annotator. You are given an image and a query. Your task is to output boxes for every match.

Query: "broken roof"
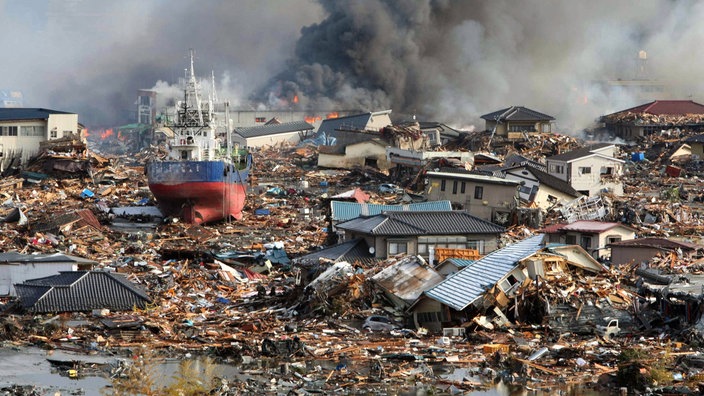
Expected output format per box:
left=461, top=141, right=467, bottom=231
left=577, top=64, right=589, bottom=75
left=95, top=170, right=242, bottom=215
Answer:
left=15, top=271, right=151, bottom=313
left=331, top=200, right=452, bottom=222
left=423, top=234, right=546, bottom=311
left=293, top=238, right=377, bottom=266
left=609, top=100, right=704, bottom=116
left=541, top=220, right=636, bottom=234
left=480, top=106, right=555, bottom=122
left=504, top=165, right=581, bottom=198
left=336, top=210, right=506, bottom=236
left=234, top=121, right=314, bottom=138
left=371, top=256, right=444, bottom=305
left=608, top=237, right=702, bottom=251
left=317, top=110, right=392, bottom=136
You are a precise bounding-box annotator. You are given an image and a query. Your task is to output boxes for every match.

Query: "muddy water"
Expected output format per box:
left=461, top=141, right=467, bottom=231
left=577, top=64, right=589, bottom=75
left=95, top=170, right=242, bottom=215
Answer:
left=0, top=346, right=608, bottom=395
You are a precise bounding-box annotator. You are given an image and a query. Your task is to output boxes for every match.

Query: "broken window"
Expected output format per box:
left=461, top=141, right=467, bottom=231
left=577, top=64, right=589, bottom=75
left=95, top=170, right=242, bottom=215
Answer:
left=578, top=166, right=591, bottom=174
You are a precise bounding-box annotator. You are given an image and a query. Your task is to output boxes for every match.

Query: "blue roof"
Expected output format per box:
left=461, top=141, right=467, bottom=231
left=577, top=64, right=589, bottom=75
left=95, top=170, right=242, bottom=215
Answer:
left=424, top=234, right=545, bottom=311
left=331, top=200, right=452, bottom=222
left=444, top=258, right=476, bottom=268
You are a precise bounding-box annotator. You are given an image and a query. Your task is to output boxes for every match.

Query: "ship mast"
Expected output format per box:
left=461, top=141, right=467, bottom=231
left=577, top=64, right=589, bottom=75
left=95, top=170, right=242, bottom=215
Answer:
left=225, top=100, right=232, bottom=164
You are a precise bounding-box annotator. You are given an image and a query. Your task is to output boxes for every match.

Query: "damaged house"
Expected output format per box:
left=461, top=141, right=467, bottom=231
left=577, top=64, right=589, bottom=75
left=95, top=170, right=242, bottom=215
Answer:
left=545, top=143, right=625, bottom=197
left=0, top=107, right=80, bottom=172
left=608, top=237, right=704, bottom=266
left=232, top=120, right=315, bottom=149
left=409, top=234, right=606, bottom=332
left=541, top=220, right=637, bottom=260
left=602, top=99, right=704, bottom=141
left=370, top=255, right=444, bottom=311
left=503, top=163, right=583, bottom=210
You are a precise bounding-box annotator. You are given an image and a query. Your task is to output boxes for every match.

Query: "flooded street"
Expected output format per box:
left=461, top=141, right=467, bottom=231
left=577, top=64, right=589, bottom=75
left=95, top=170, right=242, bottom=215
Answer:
left=0, top=346, right=609, bottom=395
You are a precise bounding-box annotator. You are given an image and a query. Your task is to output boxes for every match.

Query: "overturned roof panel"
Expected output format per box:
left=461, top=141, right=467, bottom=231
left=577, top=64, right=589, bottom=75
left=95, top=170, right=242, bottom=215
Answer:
left=371, top=256, right=444, bottom=304
left=424, top=234, right=545, bottom=311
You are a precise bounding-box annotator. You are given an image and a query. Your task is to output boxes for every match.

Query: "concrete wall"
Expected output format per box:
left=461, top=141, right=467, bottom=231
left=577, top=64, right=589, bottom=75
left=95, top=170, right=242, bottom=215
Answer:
left=426, top=175, right=517, bottom=222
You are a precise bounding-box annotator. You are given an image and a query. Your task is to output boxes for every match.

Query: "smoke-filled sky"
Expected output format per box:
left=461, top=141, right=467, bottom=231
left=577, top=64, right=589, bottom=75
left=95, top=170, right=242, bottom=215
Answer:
left=2, top=0, right=703, bottom=132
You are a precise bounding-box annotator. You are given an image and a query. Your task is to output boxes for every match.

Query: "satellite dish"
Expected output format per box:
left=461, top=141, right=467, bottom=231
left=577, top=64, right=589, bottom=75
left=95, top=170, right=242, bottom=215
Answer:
left=369, top=247, right=376, bottom=254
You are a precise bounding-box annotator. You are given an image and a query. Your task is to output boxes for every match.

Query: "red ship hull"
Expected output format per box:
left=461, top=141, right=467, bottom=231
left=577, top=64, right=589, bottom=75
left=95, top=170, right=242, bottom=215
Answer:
left=148, top=181, right=247, bottom=224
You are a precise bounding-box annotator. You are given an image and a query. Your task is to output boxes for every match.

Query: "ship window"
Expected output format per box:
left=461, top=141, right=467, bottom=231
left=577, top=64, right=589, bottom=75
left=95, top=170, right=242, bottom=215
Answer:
left=180, top=150, right=188, bottom=160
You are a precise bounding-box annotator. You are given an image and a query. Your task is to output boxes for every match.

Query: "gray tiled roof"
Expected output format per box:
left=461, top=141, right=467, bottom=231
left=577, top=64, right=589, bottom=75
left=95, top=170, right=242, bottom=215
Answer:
left=546, top=143, right=615, bottom=162
left=424, top=234, right=545, bottom=311
left=15, top=271, right=151, bottom=313
left=480, top=106, right=554, bottom=122
left=336, top=211, right=506, bottom=236
left=331, top=200, right=452, bottom=222
left=234, top=121, right=314, bottom=138
left=0, top=108, right=73, bottom=121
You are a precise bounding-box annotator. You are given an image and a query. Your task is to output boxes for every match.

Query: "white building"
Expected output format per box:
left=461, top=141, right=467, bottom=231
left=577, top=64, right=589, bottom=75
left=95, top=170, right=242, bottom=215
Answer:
left=545, top=143, right=624, bottom=197
left=0, top=108, right=79, bottom=168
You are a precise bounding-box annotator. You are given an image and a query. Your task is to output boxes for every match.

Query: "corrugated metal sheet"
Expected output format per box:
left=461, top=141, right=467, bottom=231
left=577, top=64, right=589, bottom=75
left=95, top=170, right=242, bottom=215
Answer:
left=331, top=200, right=452, bottom=222
left=371, top=256, right=444, bottom=303
left=424, top=234, right=545, bottom=311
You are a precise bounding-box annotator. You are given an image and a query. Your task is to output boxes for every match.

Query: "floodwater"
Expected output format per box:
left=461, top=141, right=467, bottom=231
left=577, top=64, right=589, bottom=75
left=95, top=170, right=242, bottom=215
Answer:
left=0, top=346, right=609, bottom=395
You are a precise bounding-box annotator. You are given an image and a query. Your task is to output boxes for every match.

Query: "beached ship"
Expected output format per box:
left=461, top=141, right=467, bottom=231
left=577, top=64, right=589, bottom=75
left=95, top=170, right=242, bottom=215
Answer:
left=146, top=52, right=251, bottom=224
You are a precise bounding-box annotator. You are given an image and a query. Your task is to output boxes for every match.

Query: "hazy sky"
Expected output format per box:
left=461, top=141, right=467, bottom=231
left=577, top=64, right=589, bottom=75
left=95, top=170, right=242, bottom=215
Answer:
left=1, top=0, right=703, bottom=132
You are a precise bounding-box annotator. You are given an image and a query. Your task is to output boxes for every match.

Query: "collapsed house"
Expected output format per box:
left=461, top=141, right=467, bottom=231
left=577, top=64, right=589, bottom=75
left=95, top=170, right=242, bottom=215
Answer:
left=408, top=234, right=611, bottom=332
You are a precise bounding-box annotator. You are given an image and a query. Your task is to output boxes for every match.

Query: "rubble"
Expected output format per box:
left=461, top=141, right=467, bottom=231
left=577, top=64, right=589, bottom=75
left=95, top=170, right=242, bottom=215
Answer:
left=5, top=129, right=704, bottom=395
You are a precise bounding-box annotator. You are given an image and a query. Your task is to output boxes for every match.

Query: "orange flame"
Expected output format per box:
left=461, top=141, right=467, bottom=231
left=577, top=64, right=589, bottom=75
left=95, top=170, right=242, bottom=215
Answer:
left=326, top=112, right=339, bottom=119
left=293, top=95, right=299, bottom=104
left=305, top=115, right=322, bottom=124
left=100, top=129, right=114, bottom=140
left=82, top=128, right=90, bottom=138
